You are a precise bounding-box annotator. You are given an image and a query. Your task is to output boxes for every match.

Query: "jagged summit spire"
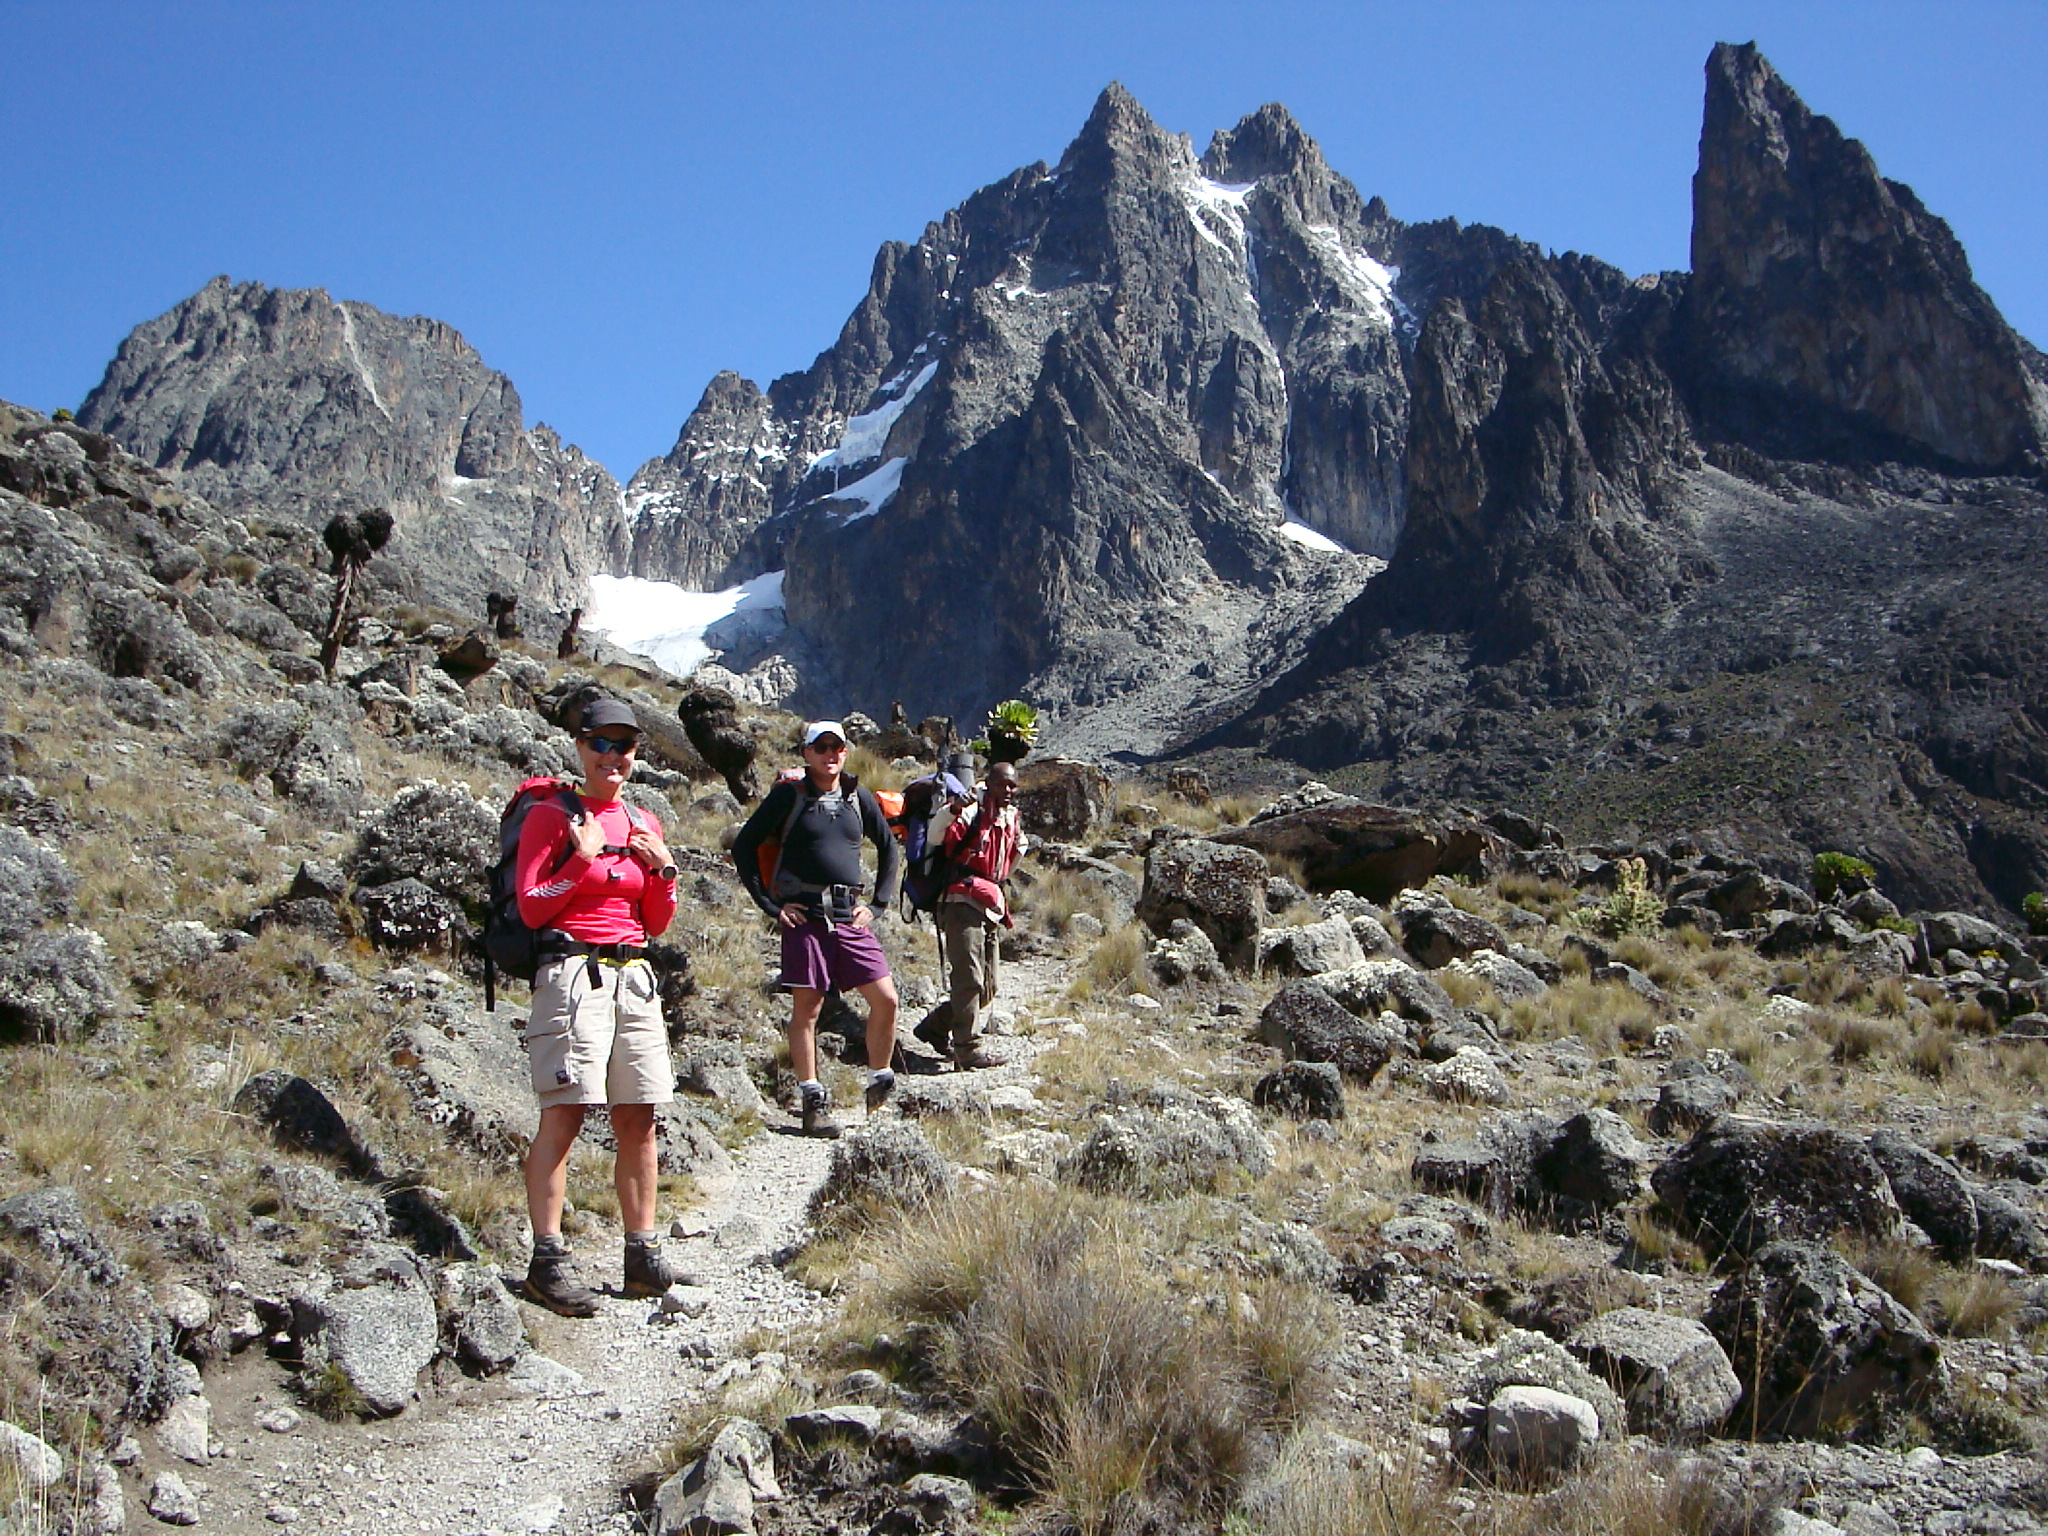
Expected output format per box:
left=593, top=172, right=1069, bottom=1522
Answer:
left=1687, top=40, right=2046, bottom=470
left=1202, top=102, right=1316, bottom=184
left=1056, top=82, right=1177, bottom=178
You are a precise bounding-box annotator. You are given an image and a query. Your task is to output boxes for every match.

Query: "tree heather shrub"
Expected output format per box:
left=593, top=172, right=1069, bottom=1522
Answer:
left=1813, top=851, right=1876, bottom=903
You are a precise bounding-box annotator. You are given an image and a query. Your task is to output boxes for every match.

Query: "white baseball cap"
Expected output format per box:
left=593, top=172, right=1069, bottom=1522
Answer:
left=802, top=720, right=848, bottom=747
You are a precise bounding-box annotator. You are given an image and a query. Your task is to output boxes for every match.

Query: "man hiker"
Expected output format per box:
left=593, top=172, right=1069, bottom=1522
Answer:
left=915, top=760, right=1022, bottom=1070
left=731, top=720, right=903, bottom=1136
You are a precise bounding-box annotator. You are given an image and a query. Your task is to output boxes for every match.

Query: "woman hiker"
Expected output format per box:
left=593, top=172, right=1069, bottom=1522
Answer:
left=515, top=697, right=697, bottom=1316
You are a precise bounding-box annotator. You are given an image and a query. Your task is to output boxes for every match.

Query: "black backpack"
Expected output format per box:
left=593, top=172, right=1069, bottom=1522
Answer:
left=481, top=776, right=647, bottom=1011
left=892, top=768, right=974, bottom=918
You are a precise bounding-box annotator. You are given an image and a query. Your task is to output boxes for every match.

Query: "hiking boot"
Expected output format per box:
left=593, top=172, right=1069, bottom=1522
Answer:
left=800, top=1086, right=843, bottom=1139
left=865, top=1069, right=895, bottom=1113
left=519, top=1248, right=601, bottom=1318
left=912, top=1007, right=952, bottom=1053
left=621, top=1239, right=701, bottom=1298
left=953, top=1041, right=999, bottom=1072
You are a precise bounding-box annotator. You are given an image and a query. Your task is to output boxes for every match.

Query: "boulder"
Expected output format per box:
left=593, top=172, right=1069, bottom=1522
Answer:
left=1704, top=1240, right=1942, bottom=1439
left=1136, top=838, right=1268, bottom=968
left=1255, top=915, right=1363, bottom=977
left=1313, top=958, right=1458, bottom=1031
left=1706, top=870, right=1814, bottom=926
left=0, top=824, right=73, bottom=942
left=1410, top=1113, right=1563, bottom=1215
left=1395, top=896, right=1511, bottom=968
left=1419, top=1047, right=1509, bottom=1106
left=1148, top=919, right=1221, bottom=985
left=1646, top=1071, right=1742, bottom=1137
left=289, top=1247, right=440, bottom=1416
left=0, top=1421, right=63, bottom=1489
left=146, top=1469, right=200, bottom=1526
left=1969, top=1183, right=2048, bottom=1271
left=1920, top=911, right=2023, bottom=967
left=1865, top=1131, right=1978, bottom=1262
left=437, top=1260, right=527, bottom=1373
left=1251, top=1061, right=1345, bottom=1121
left=233, top=1070, right=380, bottom=1178
left=1533, top=1109, right=1651, bottom=1213
left=1568, top=1308, right=1743, bottom=1440
left=1014, top=757, right=1111, bottom=841
left=0, top=925, right=123, bottom=1039
left=1257, top=980, right=1402, bottom=1084
left=1485, top=1385, right=1601, bottom=1476
left=1447, top=948, right=1548, bottom=1004
left=1650, top=1116, right=1901, bottom=1264
left=1214, top=804, right=1501, bottom=902
left=1462, top=1328, right=1626, bottom=1445
left=654, top=1418, right=780, bottom=1536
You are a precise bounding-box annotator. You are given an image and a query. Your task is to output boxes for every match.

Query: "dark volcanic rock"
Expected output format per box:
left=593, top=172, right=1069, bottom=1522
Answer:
left=1651, top=1116, right=1901, bottom=1264
left=1256, top=980, right=1400, bottom=1084
left=77, top=277, right=628, bottom=620
left=1213, top=804, right=1500, bottom=901
left=1683, top=42, right=2047, bottom=472
left=1704, top=1239, right=1942, bottom=1440
left=1866, top=1130, right=1978, bottom=1262
left=1135, top=837, right=1269, bottom=968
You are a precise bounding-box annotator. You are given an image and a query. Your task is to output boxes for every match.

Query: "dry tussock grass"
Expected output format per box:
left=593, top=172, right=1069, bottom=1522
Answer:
left=842, top=1180, right=1333, bottom=1532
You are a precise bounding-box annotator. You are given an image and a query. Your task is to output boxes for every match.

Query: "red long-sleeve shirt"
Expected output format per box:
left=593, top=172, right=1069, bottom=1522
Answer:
left=514, top=793, right=676, bottom=945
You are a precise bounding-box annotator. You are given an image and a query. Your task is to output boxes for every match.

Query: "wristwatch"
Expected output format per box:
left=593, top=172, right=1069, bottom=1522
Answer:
left=656, top=863, right=678, bottom=881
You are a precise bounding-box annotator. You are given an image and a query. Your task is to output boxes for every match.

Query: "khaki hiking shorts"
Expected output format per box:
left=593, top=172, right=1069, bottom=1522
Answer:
left=524, top=956, right=674, bottom=1108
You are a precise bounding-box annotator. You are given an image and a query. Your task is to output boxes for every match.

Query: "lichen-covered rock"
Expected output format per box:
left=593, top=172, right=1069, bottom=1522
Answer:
left=0, top=825, right=73, bottom=943
left=1461, top=1328, right=1626, bottom=1445
left=1394, top=892, right=1510, bottom=968
left=1257, top=979, right=1402, bottom=1083
left=345, top=781, right=497, bottom=905
left=1312, top=958, right=1457, bottom=1030
left=1568, top=1307, right=1742, bottom=1440
left=1255, top=915, right=1363, bottom=977
left=0, top=925, right=123, bottom=1039
left=1534, top=1109, right=1651, bottom=1212
left=290, top=1247, right=440, bottom=1416
left=1650, top=1116, right=1901, bottom=1264
left=1136, top=838, right=1269, bottom=968
left=437, top=1260, right=528, bottom=1373
left=1251, top=1061, right=1345, bottom=1121
left=1704, top=1239, right=1943, bottom=1439
left=1866, top=1130, right=1978, bottom=1262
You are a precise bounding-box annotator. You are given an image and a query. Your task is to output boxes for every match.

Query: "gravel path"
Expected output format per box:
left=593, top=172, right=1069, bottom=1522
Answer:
left=176, top=955, right=1072, bottom=1536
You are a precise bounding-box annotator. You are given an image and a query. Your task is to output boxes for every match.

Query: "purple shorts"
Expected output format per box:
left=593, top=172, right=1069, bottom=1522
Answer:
left=779, top=917, right=892, bottom=993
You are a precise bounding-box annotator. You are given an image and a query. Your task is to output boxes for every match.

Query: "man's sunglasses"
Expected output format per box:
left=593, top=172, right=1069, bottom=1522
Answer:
left=582, top=734, right=639, bottom=755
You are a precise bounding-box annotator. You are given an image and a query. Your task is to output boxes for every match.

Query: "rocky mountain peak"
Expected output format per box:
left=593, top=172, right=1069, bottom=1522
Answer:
left=1686, top=41, right=2048, bottom=471
left=78, top=277, right=627, bottom=619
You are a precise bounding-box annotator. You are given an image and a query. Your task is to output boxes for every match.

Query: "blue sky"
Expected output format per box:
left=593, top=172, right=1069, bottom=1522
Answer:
left=4, top=1, right=2042, bottom=480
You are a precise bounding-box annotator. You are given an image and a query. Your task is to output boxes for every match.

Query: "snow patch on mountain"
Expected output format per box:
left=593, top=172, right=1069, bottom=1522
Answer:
left=824, top=457, right=907, bottom=522
left=810, top=360, right=939, bottom=473
left=585, top=570, right=785, bottom=677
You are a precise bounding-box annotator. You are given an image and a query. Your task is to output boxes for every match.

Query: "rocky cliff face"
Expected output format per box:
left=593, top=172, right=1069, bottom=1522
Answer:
left=623, top=85, right=1498, bottom=746
left=78, top=278, right=628, bottom=620
left=1682, top=42, right=2048, bottom=472
left=1200, top=44, right=2048, bottom=920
